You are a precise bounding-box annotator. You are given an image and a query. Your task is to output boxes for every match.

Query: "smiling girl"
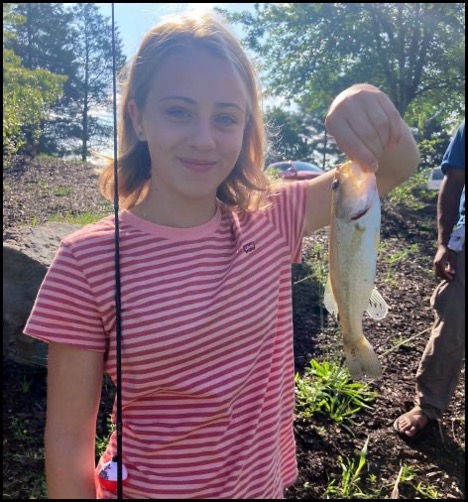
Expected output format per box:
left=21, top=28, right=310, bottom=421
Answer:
left=24, top=12, right=419, bottom=499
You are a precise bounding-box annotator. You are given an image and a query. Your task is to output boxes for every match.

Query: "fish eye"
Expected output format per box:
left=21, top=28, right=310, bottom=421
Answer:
left=332, top=178, right=340, bottom=190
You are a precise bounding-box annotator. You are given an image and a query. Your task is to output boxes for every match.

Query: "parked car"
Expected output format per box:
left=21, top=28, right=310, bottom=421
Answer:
left=426, top=167, right=444, bottom=191
left=266, top=160, right=324, bottom=180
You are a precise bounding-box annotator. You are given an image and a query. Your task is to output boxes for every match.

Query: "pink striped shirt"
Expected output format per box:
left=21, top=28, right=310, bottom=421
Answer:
left=24, top=181, right=309, bottom=499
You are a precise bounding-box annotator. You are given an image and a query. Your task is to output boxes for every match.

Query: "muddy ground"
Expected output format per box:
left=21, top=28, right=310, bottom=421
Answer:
left=3, top=156, right=465, bottom=499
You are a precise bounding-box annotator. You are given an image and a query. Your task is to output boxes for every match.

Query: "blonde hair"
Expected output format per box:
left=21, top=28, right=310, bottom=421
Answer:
left=99, top=12, right=271, bottom=211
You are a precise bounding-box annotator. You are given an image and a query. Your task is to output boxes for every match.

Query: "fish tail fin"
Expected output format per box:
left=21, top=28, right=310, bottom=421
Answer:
left=343, top=335, right=382, bottom=380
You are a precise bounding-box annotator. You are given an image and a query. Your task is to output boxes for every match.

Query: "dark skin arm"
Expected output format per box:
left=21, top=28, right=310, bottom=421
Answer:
left=434, top=167, right=465, bottom=281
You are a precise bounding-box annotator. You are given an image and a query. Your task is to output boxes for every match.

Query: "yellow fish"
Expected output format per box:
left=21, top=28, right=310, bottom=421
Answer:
left=324, top=160, right=388, bottom=379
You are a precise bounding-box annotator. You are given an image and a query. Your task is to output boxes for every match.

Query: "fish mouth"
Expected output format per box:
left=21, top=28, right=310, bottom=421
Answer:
left=350, top=205, right=370, bottom=221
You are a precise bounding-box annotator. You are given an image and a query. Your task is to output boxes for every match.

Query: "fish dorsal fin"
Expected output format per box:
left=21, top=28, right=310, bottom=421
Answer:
left=366, top=287, right=388, bottom=320
left=323, top=275, right=338, bottom=318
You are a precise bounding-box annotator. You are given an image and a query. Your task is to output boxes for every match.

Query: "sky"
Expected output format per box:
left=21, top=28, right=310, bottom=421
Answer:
left=95, top=3, right=256, bottom=59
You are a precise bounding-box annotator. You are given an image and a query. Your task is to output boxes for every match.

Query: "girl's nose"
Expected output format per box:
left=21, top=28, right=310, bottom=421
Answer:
left=187, top=118, right=216, bottom=151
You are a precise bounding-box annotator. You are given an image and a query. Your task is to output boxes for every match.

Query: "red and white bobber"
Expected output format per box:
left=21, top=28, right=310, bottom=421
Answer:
left=98, top=456, right=128, bottom=494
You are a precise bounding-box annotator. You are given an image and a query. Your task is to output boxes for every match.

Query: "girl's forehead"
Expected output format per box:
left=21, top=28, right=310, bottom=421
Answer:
left=147, top=47, right=249, bottom=108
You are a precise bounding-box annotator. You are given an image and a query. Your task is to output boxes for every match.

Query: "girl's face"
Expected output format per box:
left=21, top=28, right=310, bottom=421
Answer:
left=128, top=46, right=249, bottom=206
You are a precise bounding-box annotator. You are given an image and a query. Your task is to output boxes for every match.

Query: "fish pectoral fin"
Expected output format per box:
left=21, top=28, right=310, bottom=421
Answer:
left=323, top=275, right=338, bottom=317
left=366, top=287, right=388, bottom=320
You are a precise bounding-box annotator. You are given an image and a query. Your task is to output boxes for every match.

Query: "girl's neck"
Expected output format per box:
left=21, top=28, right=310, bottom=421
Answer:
left=131, top=193, right=217, bottom=228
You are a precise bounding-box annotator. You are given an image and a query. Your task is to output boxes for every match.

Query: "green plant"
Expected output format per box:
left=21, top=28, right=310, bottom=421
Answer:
left=415, top=481, right=440, bottom=498
left=53, top=186, right=73, bottom=196
left=20, top=375, right=32, bottom=394
left=95, top=414, right=115, bottom=459
left=380, top=242, right=419, bottom=286
left=293, top=242, right=329, bottom=344
left=391, top=464, right=441, bottom=499
left=49, top=211, right=104, bottom=225
left=391, top=334, right=416, bottom=350
left=295, top=359, right=377, bottom=433
left=9, top=416, right=30, bottom=442
left=386, top=170, right=433, bottom=210
left=264, top=166, right=282, bottom=181
left=381, top=327, right=431, bottom=357
left=323, top=437, right=374, bottom=499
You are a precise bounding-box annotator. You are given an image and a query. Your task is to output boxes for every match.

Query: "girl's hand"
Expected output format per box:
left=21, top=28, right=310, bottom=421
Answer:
left=325, top=83, right=403, bottom=172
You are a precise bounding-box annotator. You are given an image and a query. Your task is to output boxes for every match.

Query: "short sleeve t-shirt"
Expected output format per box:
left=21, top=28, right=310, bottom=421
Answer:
left=24, top=180, right=309, bottom=499
left=441, top=120, right=465, bottom=228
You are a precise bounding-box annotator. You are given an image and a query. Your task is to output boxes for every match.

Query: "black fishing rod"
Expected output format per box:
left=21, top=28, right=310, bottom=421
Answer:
left=96, top=3, right=125, bottom=499
left=97, top=6, right=126, bottom=496
left=111, top=3, right=124, bottom=498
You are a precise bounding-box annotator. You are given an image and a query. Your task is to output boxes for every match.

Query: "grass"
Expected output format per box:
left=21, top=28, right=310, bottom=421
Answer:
left=48, top=211, right=105, bottom=225
left=52, top=186, right=74, bottom=197
left=323, top=443, right=442, bottom=499
left=386, top=169, right=437, bottom=210
left=379, top=242, right=420, bottom=286
left=294, top=359, right=377, bottom=434
left=323, top=437, right=372, bottom=499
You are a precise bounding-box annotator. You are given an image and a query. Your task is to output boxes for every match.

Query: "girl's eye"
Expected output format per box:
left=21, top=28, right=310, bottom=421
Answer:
left=166, top=108, right=190, bottom=119
left=216, top=115, right=237, bottom=127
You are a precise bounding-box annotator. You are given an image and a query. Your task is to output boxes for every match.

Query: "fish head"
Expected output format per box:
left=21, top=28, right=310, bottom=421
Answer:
left=331, top=161, right=378, bottom=222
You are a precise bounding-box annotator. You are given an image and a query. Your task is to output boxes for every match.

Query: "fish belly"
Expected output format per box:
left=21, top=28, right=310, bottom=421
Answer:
left=330, top=202, right=382, bottom=379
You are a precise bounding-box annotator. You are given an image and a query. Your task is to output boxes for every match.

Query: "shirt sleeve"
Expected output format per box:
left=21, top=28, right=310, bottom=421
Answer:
left=23, top=241, right=107, bottom=353
left=441, top=120, right=465, bottom=174
left=264, top=181, right=309, bottom=263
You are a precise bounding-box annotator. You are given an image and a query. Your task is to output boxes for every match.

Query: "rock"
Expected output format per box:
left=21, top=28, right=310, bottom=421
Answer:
left=3, top=222, right=82, bottom=366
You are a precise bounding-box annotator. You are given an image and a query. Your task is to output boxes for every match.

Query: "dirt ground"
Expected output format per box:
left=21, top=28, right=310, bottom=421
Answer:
left=3, top=157, right=465, bottom=499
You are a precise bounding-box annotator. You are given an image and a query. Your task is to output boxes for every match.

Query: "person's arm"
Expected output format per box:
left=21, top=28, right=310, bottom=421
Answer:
left=433, top=167, right=465, bottom=280
left=45, top=342, right=104, bottom=499
left=304, top=83, right=420, bottom=234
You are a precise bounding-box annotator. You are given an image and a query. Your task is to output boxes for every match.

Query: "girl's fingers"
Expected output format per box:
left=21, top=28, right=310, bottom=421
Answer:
left=326, top=85, right=403, bottom=167
left=327, top=117, right=380, bottom=171
left=376, top=93, right=402, bottom=149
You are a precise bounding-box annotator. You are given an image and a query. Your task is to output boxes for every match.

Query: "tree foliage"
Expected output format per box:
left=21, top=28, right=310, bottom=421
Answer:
left=3, top=4, right=65, bottom=154
left=71, top=3, right=126, bottom=160
left=224, top=3, right=465, bottom=168
left=4, top=3, right=126, bottom=159
left=265, top=107, right=341, bottom=169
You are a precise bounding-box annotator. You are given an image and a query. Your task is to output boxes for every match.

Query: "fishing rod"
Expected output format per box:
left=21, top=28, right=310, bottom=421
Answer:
left=111, top=3, right=124, bottom=497
left=97, top=3, right=126, bottom=498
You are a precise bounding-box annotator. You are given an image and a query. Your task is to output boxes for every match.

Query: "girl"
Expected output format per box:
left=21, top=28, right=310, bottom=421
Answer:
left=24, top=12, right=419, bottom=499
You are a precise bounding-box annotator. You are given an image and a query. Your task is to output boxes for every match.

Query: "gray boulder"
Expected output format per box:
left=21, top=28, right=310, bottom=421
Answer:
left=3, top=222, right=82, bottom=366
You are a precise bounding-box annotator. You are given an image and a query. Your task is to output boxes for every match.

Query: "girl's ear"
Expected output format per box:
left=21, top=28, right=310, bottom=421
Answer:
left=128, top=99, right=146, bottom=141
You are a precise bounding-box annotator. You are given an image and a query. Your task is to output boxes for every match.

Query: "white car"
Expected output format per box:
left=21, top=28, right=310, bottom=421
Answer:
left=426, top=167, right=444, bottom=191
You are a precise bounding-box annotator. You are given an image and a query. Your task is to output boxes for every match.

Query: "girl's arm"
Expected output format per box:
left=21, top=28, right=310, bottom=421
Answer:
left=45, top=342, right=104, bottom=499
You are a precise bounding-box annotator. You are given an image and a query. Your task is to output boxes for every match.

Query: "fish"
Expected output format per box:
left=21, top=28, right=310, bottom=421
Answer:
left=324, top=160, right=388, bottom=379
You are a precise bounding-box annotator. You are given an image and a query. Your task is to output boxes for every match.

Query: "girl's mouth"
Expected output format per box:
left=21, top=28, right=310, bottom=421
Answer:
left=179, top=158, right=217, bottom=173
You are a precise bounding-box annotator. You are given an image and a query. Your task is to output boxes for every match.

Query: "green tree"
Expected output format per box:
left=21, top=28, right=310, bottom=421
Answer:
left=6, top=3, right=80, bottom=155
left=265, top=107, right=340, bottom=169
left=228, top=3, right=464, bottom=116
left=7, top=3, right=126, bottom=159
left=3, top=4, right=65, bottom=154
left=72, top=3, right=126, bottom=161
left=225, top=3, right=465, bottom=167
left=265, top=107, right=312, bottom=164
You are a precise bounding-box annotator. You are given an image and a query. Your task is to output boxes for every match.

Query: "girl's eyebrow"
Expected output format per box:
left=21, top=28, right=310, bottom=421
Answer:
left=160, top=95, right=245, bottom=113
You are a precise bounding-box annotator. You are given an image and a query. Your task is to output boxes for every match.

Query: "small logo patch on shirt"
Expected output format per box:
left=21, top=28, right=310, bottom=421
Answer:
left=243, top=241, right=256, bottom=254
